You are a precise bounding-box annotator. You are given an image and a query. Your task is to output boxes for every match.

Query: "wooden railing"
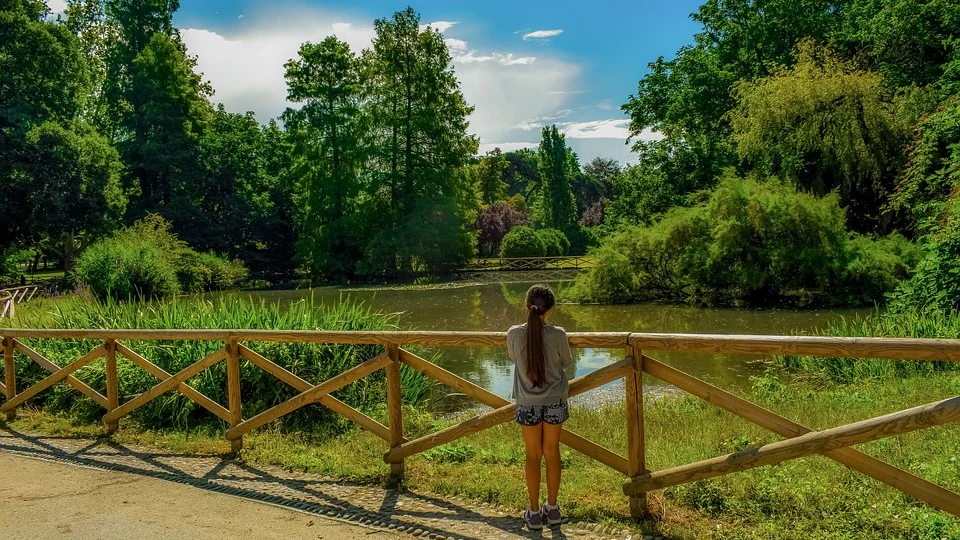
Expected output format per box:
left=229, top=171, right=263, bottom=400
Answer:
left=0, top=286, right=37, bottom=318
left=0, top=329, right=958, bottom=518
left=465, top=255, right=595, bottom=272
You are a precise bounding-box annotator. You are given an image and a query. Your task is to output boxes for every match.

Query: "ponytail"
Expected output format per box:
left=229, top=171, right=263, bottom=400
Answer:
left=526, top=304, right=546, bottom=388
left=523, top=284, right=555, bottom=389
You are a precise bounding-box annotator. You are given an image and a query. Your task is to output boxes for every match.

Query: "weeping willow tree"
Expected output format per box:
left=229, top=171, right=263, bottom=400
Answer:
left=730, top=40, right=911, bottom=231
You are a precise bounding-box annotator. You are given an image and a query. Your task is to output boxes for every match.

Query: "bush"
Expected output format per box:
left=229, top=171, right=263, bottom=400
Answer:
left=536, top=228, right=569, bottom=257
left=74, top=215, right=247, bottom=300
left=570, top=176, right=919, bottom=306
left=500, top=226, right=546, bottom=258
left=9, top=295, right=432, bottom=430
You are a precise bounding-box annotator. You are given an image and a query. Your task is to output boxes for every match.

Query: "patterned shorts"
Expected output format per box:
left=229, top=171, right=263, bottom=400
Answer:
left=515, top=401, right=569, bottom=426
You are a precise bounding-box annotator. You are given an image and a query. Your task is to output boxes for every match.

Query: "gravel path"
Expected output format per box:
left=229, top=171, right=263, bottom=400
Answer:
left=0, top=429, right=656, bottom=540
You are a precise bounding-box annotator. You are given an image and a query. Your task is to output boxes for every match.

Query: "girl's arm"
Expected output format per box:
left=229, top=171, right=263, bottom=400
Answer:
left=559, top=329, right=573, bottom=369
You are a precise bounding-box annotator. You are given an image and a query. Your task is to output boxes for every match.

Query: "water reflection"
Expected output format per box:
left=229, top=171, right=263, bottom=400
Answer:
left=232, top=282, right=871, bottom=411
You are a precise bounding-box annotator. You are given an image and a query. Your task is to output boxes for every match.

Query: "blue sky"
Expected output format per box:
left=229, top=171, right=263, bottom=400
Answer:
left=136, top=1, right=704, bottom=164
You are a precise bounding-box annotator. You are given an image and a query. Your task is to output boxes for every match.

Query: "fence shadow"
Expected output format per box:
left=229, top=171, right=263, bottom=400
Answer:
left=0, top=428, right=605, bottom=540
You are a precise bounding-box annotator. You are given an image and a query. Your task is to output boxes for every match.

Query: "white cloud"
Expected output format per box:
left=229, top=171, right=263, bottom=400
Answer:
left=512, top=109, right=573, bottom=130
left=559, top=119, right=632, bottom=139
left=421, top=21, right=458, bottom=33
left=494, top=53, right=537, bottom=66
left=522, top=29, right=564, bottom=40
left=46, top=0, right=67, bottom=16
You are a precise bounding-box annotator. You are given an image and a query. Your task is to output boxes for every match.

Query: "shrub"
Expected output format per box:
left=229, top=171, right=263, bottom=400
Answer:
left=74, top=215, right=246, bottom=300
left=500, top=226, right=546, bottom=258
left=570, top=176, right=919, bottom=306
left=536, top=228, right=569, bottom=257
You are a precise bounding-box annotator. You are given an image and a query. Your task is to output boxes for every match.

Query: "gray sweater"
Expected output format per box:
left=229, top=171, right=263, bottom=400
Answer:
left=507, top=323, right=572, bottom=406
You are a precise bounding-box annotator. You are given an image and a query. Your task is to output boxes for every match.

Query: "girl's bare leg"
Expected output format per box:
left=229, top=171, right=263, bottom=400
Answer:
left=521, top=423, right=544, bottom=510
left=542, top=422, right=563, bottom=506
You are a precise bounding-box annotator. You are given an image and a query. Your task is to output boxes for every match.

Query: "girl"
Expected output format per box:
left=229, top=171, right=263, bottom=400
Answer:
left=507, top=284, right=571, bottom=530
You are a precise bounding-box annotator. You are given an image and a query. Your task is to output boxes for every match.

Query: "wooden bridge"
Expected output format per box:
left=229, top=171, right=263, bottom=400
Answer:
left=1, top=328, right=958, bottom=519
left=457, top=255, right=594, bottom=282
left=0, top=286, right=38, bottom=319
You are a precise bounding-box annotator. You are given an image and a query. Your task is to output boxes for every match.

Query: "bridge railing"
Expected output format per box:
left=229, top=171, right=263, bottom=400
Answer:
left=465, top=255, right=595, bottom=272
left=0, top=329, right=958, bottom=518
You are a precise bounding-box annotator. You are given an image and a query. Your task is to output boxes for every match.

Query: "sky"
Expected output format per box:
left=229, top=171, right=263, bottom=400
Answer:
left=53, top=0, right=705, bottom=165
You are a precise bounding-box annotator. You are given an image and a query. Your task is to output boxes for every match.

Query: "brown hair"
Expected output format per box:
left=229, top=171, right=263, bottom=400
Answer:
left=524, top=284, right=556, bottom=388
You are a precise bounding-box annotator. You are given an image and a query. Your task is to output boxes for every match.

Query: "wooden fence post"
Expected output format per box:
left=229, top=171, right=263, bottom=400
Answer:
left=4, top=337, right=15, bottom=421
left=226, top=340, right=243, bottom=454
left=105, top=339, right=119, bottom=433
left=386, top=344, right=404, bottom=482
left=625, top=346, right=647, bottom=518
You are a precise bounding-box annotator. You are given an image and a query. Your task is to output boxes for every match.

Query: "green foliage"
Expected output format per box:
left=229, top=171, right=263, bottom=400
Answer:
left=888, top=98, right=960, bottom=310
left=476, top=148, right=509, bottom=204
left=7, top=295, right=431, bottom=429
left=499, top=226, right=546, bottom=258
left=74, top=215, right=246, bottom=299
left=731, top=41, right=911, bottom=229
left=571, top=177, right=918, bottom=305
left=535, top=126, right=577, bottom=231
left=536, top=228, right=569, bottom=257
left=605, top=164, right=680, bottom=227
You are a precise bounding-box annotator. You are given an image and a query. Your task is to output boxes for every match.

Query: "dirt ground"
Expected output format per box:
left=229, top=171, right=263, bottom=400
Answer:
left=0, top=453, right=399, bottom=540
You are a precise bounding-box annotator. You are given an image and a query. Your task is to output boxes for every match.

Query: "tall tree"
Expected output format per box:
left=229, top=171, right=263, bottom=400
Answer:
left=476, top=148, right=509, bottom=204
left=283, top=36, right=366, bottom=280
left=361, top=7, right=478, bottom=276
left=536, top=125, right=577, bottom=231
left=103, top=0, right=210, bottom=212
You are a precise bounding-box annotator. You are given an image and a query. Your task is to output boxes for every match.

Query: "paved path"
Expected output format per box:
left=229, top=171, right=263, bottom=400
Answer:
left=0, top=429, right=644, bottom=540
left=0, top=453, right=396, bottom=540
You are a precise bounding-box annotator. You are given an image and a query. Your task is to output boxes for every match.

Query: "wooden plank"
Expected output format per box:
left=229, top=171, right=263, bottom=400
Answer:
left=399, top=349, right=508, bottom=406
left=3, top=337, right=13, bottom=421
left=105, top=339, right=119, bottom=433
left=102, top=348, right=227, bottom=424
left=386, top=344, right=404, bottom=478
left=13, top=340, right=108, bottom=408
left=625, top=347, right=646, bottom=517
left=624, top=395, right=960, bottom=497
left=225, top=352, right=391, bottom=440
left=643, top=356, right=960, bottom=516
left=385, top=359, right=636, bottom=464
left=629, top=333, right=960, bottom=362
left=560, top=430, right=629, bottom=475
left=0, top=329, right=631, bottom=349
left=1, top=345, right=106, bottom=412
left=238, top=345, right=392, bottom=441
left=385, top=402, right=516, bottom=463
left=226, top=340, right=243, bottom=454
left=115, top=342, right=232, bottom=424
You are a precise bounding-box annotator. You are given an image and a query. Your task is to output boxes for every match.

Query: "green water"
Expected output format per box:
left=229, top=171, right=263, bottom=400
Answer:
left=233, top=282, right=872, bottom=411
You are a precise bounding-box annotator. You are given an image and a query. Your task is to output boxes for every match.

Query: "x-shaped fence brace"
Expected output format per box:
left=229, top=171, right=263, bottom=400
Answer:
left=1, top=332, right=958, bottom=519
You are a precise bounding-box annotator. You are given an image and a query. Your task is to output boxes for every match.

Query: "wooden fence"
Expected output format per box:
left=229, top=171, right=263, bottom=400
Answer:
left=0, top=328, right=958, bottom=518
left=0, top=286, right=37, bottom=319
left=465, top=255, right=594, bottom=272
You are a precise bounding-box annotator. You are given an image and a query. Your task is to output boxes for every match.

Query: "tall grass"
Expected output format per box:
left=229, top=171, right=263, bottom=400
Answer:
left=778, top=307, right=960, bottom=382
left=5, top=295, right=432, bottom=433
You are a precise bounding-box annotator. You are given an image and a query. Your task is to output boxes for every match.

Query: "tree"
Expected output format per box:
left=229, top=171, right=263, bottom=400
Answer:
left=503, top=148, right=540, bottom=198
left=730, top=42, right=911, bottom=230
left=476, top=148, right=509, bottom=204
left=22, top=121, right=126, bottom=270
left=283, top=36, right=366, bottom=280
left=536, top=125, right=577, bottom=231
left=103, top=0, right=210, bottom=212
left=360, top=7, right=479, bottom=276
left=476, top=203, right=527, bottom=257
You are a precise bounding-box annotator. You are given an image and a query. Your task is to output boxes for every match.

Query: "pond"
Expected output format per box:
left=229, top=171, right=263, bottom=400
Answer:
left=233, top=281, right=873, bottom=411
